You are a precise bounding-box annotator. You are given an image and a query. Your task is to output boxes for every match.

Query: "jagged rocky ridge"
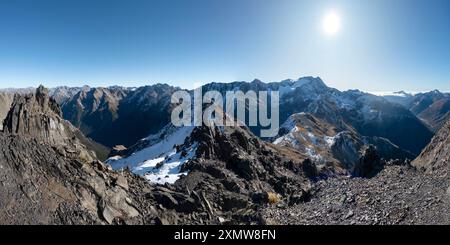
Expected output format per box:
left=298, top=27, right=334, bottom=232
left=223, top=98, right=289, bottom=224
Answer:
left=2, top=86, right=109, bottom=161
left=0, top=87, right=315, bottom=224
left=109, top=109, right=315, bottom=219
left=272, top=112, right=414, bottom=177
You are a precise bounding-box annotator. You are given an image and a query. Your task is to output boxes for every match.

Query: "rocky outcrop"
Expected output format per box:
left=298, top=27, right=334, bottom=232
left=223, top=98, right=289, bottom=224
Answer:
left=352, top=145, right=383, bottom=178
left=174, top=122, right=313, bottom=215
left=0, top=92, right=14, bottom=131
left=273, top=113, right=414, bottom=177
left=2, top=86, right=109, bottom=161
left=0, top=131, right=243, bottom=225
left=0, top=134, right=139, bottom=224
left=4, top=86, right=66, bottom=144
left=412, top=119, right=450, bottom=173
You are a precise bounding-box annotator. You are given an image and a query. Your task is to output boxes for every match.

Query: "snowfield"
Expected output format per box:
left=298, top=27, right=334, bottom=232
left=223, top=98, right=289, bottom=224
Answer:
left=107, top=125, right=195, bottom=184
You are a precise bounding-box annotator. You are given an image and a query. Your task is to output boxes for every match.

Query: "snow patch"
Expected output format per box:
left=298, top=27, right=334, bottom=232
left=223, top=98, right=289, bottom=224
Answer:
left=107, top=125, right=195, bottom=185
left=324, top=136, right=336, bottom=147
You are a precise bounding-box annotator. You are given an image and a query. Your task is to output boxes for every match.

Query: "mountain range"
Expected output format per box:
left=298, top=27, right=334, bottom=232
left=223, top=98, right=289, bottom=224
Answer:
left=382, top=90, right=450, bottom=131
left=0, top=77, right=449, bottom=225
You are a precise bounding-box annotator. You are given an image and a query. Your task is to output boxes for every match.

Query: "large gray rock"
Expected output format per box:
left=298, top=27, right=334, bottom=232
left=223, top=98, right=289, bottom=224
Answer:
left=2, top=86, right=109, bottom=161
left=0, top=92, right=14, bottom=131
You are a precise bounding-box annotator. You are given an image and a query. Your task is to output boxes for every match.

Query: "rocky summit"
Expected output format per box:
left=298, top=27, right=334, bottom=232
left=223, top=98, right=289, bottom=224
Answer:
left=0, top=87, right=312, bottom=225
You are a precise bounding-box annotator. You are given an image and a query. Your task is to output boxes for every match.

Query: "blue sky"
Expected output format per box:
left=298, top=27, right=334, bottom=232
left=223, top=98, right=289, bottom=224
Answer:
left=0, top=0, right=449, bottom=91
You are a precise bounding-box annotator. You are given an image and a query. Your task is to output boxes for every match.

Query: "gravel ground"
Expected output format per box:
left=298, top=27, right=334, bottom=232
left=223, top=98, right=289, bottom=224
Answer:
left=262, top=165, right=450, bottom=225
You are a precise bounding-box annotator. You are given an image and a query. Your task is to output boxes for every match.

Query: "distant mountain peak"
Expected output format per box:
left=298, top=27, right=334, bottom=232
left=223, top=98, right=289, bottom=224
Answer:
left=393, top=90, right=412, bottom=96
left=293, top=76, right=326, bottom=88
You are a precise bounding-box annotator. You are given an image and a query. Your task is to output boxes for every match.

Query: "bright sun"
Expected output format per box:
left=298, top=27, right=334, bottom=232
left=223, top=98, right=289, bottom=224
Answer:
left=323, top=10, right=341, bottom=36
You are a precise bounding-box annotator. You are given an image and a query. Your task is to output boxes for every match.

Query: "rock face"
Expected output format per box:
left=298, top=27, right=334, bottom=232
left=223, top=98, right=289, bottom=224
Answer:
left=177, top=123, right=313, bottom=211
left=0, top=134, right=139, bottom=224
left=61, top=84, right=179, bottom=147
left=2, top=86, right=109, bottom=161
left=412, top=119, right=450, bottom=173
left=4, top=86, right=66, bottom=145
left=272, top=113, right=414, bottom=177
left=0, top=92, right=14, bottom=131
left=352, top=145, right=383, bottom=178
left=0, top=87, right=146, bottom=224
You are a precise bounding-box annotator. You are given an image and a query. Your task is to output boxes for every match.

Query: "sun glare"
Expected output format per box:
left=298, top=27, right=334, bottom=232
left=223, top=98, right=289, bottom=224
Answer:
left=323, top=10, right=341, bottom=36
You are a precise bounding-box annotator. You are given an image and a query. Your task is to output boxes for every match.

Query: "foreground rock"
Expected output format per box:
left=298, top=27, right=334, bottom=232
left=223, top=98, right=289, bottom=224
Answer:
left=174, top=123, right=313, bottom=220
left=263, top=118, right=450, bottom=225
left=262, top=164, right=449, bottom=225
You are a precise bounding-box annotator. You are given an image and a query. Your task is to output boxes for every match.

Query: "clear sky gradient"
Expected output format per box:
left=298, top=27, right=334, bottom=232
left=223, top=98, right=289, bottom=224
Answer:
left=0, top=0, right=449, bottom=91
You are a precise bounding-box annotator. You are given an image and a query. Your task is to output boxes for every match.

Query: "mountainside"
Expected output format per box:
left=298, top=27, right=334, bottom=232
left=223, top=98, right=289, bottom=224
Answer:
left=412, top=119, right=450, bottom=173
left=24, top=77, right=431, bottom=157
left=49, top=86, right=84, bottom=105
left=272, top=113, right=414, bottom=177
left=203, top=77, right=432, bottom=155
left=383, top=90, right=450, bottom=131
left=262, top=163, right=449, bottom=225
left=262, top=118, right=450, bottom=225
left=60, top=84, right=179, bottom=147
